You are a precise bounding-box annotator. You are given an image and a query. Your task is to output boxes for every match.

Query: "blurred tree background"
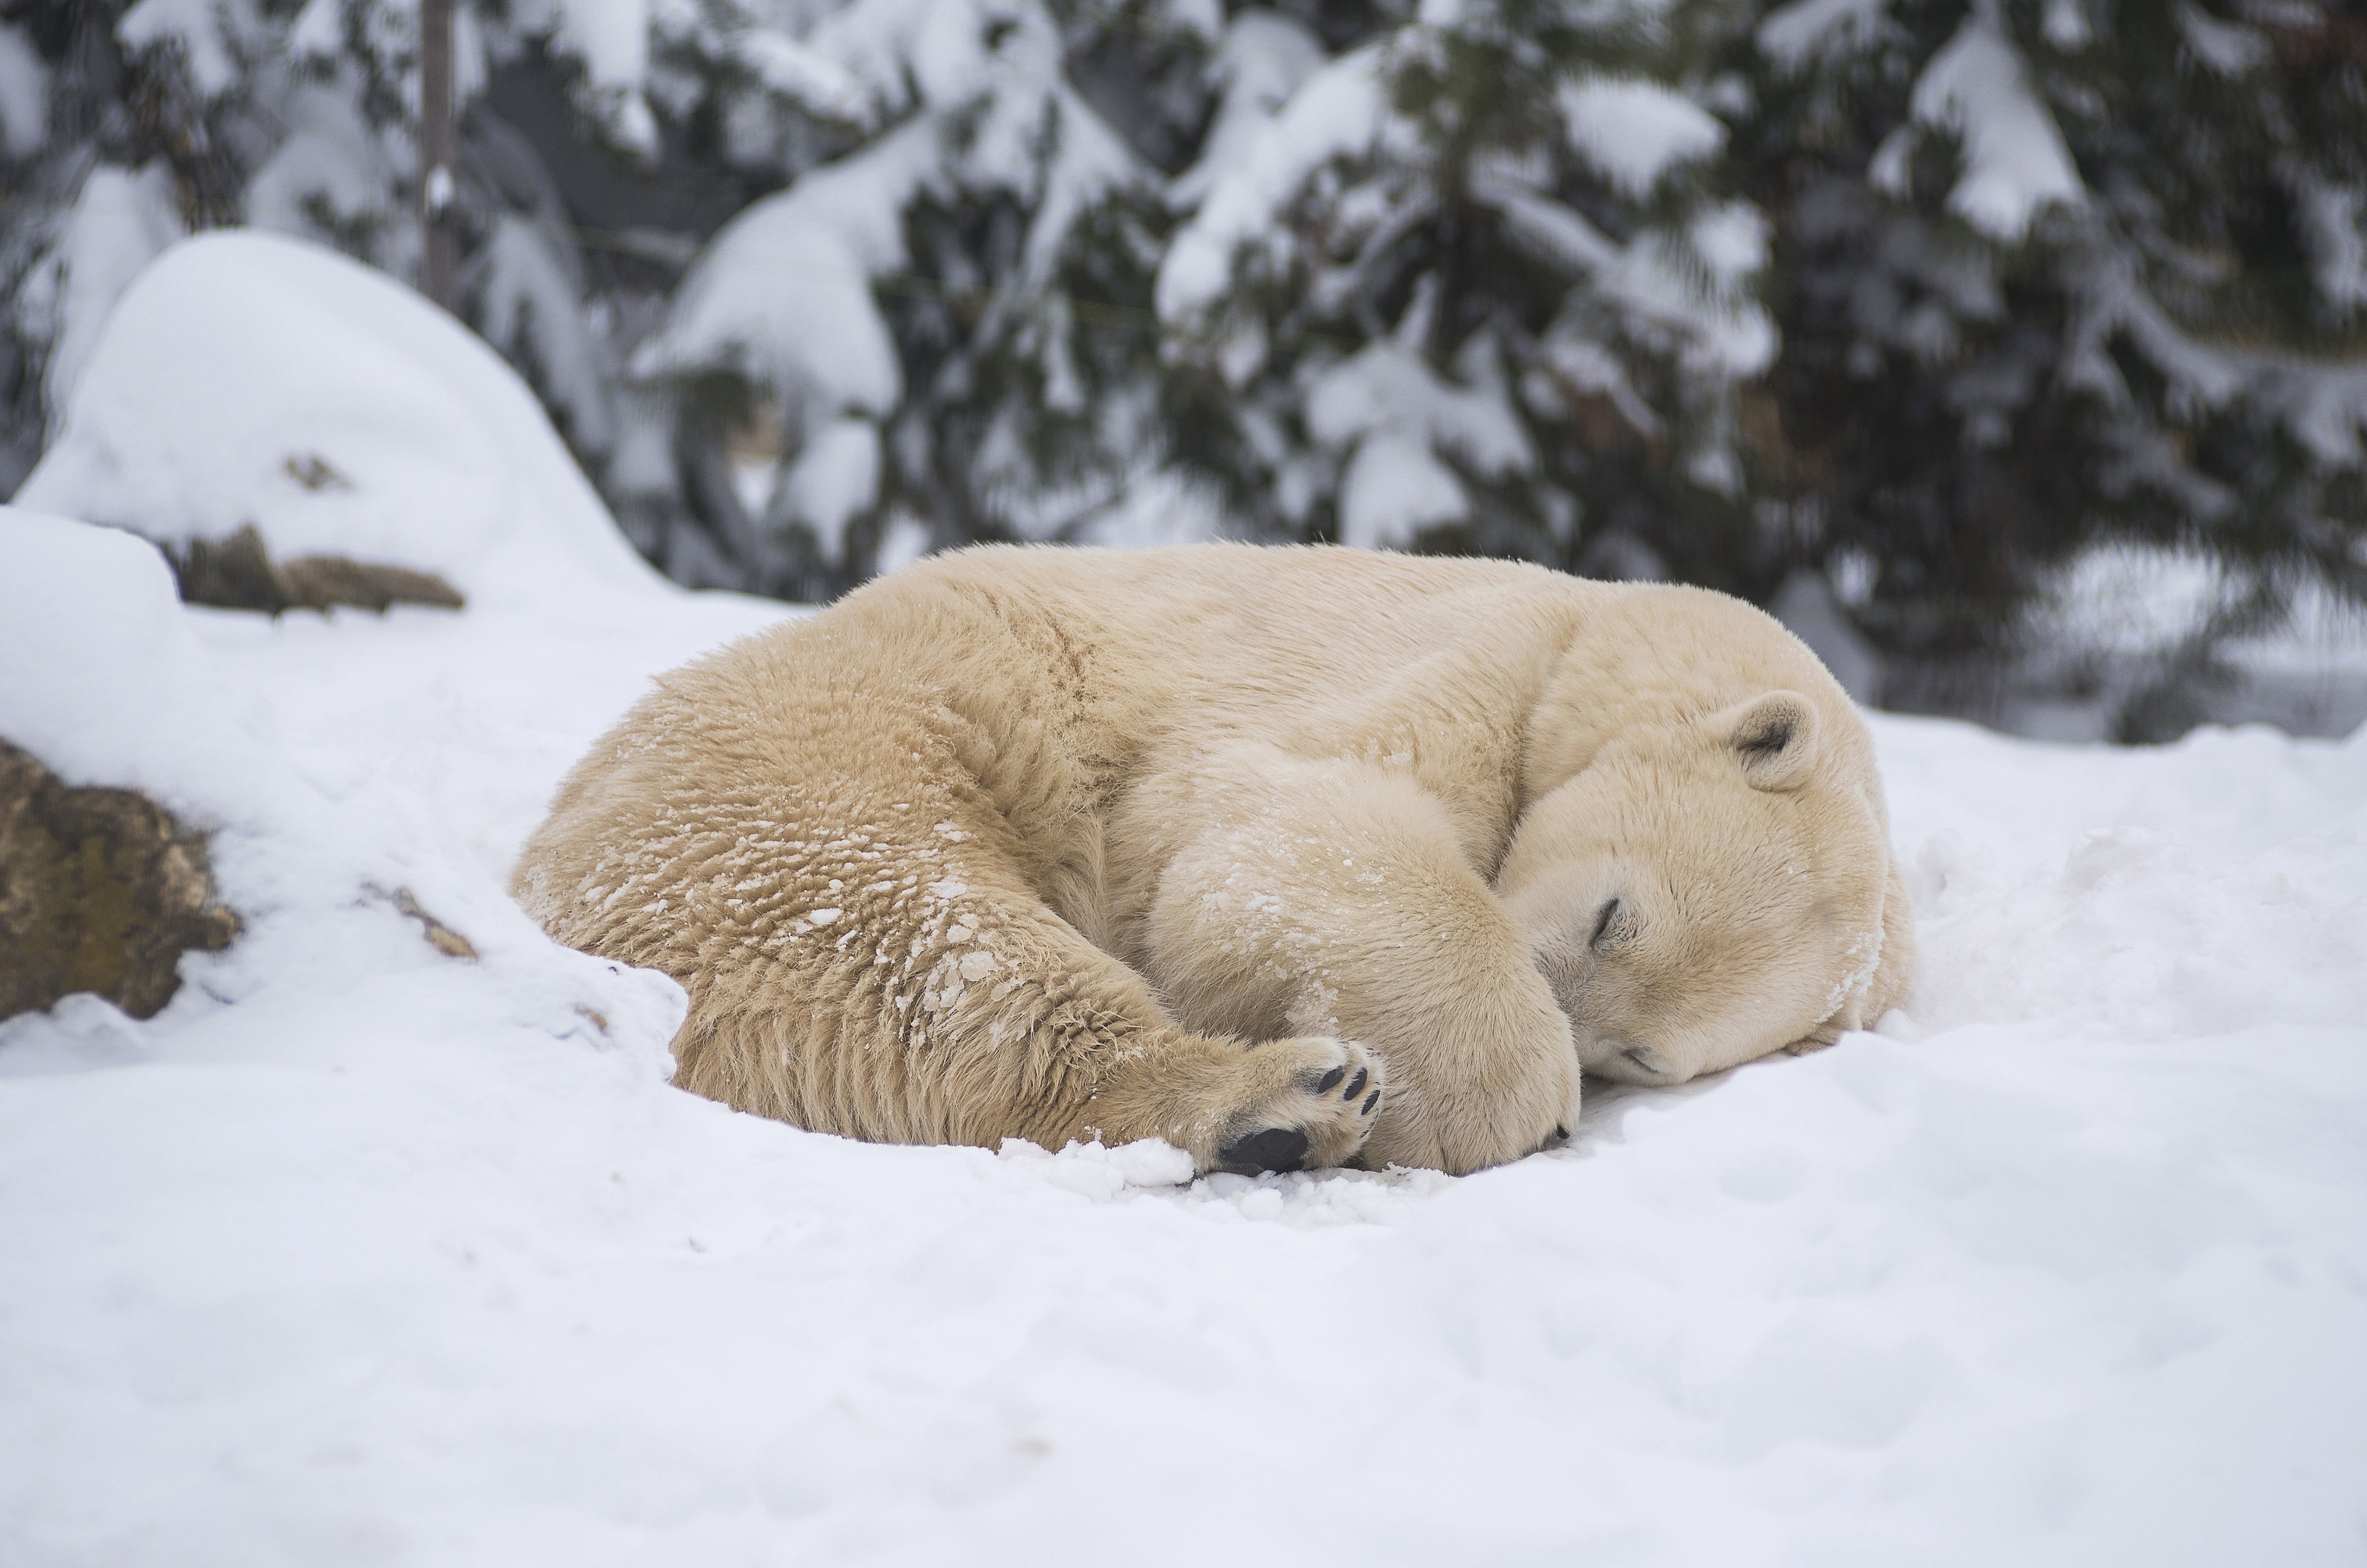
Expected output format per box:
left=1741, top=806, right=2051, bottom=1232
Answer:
left=4, top=0, right=2364, bottom=738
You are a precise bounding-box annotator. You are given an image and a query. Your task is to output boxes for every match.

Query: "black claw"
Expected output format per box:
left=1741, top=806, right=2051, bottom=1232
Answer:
left=1314, top=1066, right=1345, bottom=1095
left=1360, top=1089, right=1380, bottom=1115
left=1215, top=1126, right=1310, bottom=1176
left=1342, top=1067, right=1368, bottom=1101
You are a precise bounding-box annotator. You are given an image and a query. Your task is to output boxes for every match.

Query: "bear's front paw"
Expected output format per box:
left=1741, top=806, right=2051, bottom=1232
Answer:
left=1211, top=1037, right=1383, bottom=1175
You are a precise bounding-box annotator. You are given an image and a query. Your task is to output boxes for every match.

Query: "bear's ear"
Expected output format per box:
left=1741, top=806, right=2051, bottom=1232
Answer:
left=1718, top=691, right=1819, bottom=792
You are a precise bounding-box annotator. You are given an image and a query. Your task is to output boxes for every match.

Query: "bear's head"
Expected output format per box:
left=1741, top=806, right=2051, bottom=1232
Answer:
left=1495, top=689, right=1911, bottom=1087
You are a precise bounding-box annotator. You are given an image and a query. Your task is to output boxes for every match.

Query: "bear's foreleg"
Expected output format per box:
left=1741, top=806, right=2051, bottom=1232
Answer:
left=1137, top=744, right=1580, bottom=1174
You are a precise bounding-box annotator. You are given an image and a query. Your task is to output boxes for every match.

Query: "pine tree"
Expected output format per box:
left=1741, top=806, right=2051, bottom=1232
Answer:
left=1, top=0, right=240, bottom=491
left=1745, top=0, right=2367, bottom=727
left=624, top=0, right=1200, bottom=599
left=0, top=0, right=726, bottom=510
left=1153, top=0, right=1775, bottom=590
left=8, top=0, right=2361, bottom=746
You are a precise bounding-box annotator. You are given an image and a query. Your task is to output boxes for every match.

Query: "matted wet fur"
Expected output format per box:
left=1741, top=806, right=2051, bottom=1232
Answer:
left=514, top=544, right=1913, bottom=1175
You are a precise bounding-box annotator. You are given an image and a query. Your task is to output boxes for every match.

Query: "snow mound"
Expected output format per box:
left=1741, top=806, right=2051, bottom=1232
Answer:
left=14, top=230, right=663, bottom=609
left=994, top=1136, right=1196, bottom=1195
left=0, top=507, right=217, bottom=794
left=1879, top=715, right=2367, bottom=1039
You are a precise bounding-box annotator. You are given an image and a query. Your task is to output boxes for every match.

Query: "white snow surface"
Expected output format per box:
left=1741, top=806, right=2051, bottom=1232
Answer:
left=5, top=528, right=2365, bottom=1566
left=5, top=248, right=2367, bottom=1560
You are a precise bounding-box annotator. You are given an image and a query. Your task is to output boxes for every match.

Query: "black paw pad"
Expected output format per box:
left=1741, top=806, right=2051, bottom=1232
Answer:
left=1360, top=1089, right=1380, bottom=1116
left=1216, top=1126, right=1310, bottom=1176
left=1314, top=1066, right=1345, bottom=1095
left=1342, top=1067, right=1368, bottom=1101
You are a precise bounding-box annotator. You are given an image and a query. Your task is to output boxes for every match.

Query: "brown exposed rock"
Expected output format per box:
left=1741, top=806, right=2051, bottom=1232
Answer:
left=369, top=884, right=479, bottom=961
left=282, top=452, right=352, bottom=491
left=165, top=523, right=465, bottom=615
left=0, top=741, right=241, bottom=1023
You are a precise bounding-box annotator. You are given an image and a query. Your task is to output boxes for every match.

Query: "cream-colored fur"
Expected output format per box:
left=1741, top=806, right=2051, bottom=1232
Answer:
left=514, top=543, right=1914, bottom=1175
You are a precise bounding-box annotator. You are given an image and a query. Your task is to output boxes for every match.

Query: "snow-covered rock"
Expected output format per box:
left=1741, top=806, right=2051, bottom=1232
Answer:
left=16, top=230, right=663, bottom=611
left=0, top=508, right=215, bottom=794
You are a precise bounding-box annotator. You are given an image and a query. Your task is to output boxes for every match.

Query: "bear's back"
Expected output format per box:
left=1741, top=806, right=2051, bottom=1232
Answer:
left=816, top=542, right=1594, bottom=734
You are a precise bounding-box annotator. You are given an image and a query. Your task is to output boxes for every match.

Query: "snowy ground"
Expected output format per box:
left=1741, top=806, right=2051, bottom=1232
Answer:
left=6, top=236, right=2367, bottom=1566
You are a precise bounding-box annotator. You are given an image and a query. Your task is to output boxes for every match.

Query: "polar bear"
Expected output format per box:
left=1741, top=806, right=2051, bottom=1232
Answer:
left=515, top=544, right=1913, bottom=1175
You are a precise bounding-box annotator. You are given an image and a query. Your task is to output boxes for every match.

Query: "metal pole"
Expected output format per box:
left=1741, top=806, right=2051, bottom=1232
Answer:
left=418, top=0, right=459, bottom=313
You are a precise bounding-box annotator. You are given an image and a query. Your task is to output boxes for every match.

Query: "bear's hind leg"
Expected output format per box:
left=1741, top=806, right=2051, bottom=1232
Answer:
left=871, top=885, right=1389, bottom=1172
left=520, top=668, right=1387, bottom=1175
left=665, top=853, right=1387, bottom=1174
left=1088, top=1023, right=1387, bottom=1174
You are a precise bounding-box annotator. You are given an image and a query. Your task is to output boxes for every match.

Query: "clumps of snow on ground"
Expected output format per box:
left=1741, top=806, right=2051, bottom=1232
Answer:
left=5, top=232, right=2367, bottom=1566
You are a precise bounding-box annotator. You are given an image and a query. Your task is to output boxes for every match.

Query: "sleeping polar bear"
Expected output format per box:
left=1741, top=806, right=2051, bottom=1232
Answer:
left=515, top=544, right=1913, bottom=1176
